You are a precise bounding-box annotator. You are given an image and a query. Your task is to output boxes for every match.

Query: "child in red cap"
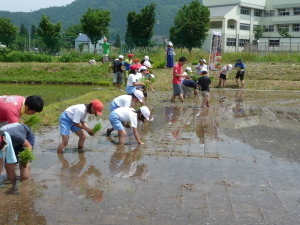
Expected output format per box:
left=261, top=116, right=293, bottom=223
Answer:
left=57, top=100, right=104, bottom=154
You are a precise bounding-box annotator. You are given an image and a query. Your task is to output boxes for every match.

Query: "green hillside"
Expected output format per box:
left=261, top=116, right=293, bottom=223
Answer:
left=0, top=0, right=199, bottom=38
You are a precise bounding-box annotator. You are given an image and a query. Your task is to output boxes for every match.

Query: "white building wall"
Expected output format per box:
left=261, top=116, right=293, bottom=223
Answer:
left=202, top=0, right=300, bottom=52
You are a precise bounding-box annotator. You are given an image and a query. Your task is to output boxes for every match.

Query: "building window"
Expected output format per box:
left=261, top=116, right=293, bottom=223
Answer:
left=294, top=8, right=300, bottom=15
left=226, top=38, right=236, bottom=47
left=239, top=39, right=250, bottom=47
left=254, top=10, right=262, bottom=17
left=269, top=40, right=280, bottom=47
left=263, top=25, right=274, bottom=32
left=241, top=7, right=250, bottom=15
left=240, top=23, right=250, bottom=31
left=278, top=24, right=289, bottom=32
left=264, top=10, right=275, bottom=17
left=279, top=9, right=290, bottom=16
left=293, top=24, right=300, bottom=32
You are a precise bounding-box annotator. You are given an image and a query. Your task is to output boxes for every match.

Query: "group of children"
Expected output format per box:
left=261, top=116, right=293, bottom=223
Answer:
left=0, top=55, right=245, bottom=182
left=0, top=90, right=151, bottom=181
left=110, top=54, right=155, bottom=97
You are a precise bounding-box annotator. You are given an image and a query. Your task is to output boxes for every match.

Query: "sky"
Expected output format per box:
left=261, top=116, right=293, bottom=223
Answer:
left=0, top=0, right=76, bottom=12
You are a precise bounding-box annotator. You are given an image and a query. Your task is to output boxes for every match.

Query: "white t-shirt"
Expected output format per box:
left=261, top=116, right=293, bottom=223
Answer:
left=195, top=64, right=207, bottom=74
left=114, top=107, right=138, bottom=128
left=135, top=72, right=143, bottom=82
left=65, top=104, right=88, bottom=123
left=113, top=95, right=132, bottom=108
left=220, top=65, right=229, bottom=75
left=127, top=73, right=137, bottom=86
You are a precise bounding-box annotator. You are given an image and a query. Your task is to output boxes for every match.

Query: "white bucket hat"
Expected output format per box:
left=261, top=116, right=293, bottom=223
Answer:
left=186, top=67, right=192, bottom=72
left=133, top=90, right=144, bottom=103
left=140, top=106, right=150, bottom=121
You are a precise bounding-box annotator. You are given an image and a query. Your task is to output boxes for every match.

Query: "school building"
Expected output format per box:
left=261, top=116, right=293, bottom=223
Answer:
left=202, top=0, right=300, bottom=52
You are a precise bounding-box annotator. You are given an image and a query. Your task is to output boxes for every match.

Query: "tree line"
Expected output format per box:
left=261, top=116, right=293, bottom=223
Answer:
left=0, top=1, right=210, bottom=55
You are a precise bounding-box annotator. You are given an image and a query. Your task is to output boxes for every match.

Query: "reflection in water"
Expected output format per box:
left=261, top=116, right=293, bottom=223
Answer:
left=165, top=106, right=183, bottom=124
left=109, top=145, right=149, bottom=180
left=195, top=108, right=218, bottom=144
left=58, top=152, right=103, bottom=202
left=0, top=180, right=46, bottom=225
left=233, top=90, right=245, bottom=117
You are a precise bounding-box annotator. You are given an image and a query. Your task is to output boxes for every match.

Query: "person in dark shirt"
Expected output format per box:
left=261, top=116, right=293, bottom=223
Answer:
left=182, top=76, right=199, bottom=98
left=197, top=69, right=211, bottom=108
left=0, top=123, right=35, bottom=181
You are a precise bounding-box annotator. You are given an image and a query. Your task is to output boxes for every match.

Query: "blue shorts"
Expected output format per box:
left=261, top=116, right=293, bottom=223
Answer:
left=126, top=86, right=136, bottom=94
left=110, top=101, right=119, bottom=113
left=59, top=111, right=81, bottom=135
left=109, top=111, right=124, bottom=131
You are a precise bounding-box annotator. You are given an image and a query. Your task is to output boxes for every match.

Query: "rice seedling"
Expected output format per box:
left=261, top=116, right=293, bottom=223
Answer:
left=92, top=123, right=102, bottom=135
left=18, top=147, right=35, bottom=167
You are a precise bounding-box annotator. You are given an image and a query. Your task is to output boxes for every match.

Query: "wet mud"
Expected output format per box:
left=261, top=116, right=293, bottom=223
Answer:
left=1, top=89, right=300, bottom=224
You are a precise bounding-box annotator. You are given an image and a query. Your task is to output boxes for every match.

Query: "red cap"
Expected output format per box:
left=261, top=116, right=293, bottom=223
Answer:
left=91, top=100, right=103, bottom=115
left=128, top=54, right=134, bottom=57
left=134, top=59, right=139, bottom=62
left=130, top=64, right=139, bottom=71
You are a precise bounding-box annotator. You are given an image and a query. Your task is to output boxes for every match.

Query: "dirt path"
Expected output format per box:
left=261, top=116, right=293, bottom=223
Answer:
left=1, top=89, right=300, bottom=224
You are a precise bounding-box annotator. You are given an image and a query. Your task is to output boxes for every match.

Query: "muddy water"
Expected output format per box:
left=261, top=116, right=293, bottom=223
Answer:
left=1, top=89, right=300, bottom=225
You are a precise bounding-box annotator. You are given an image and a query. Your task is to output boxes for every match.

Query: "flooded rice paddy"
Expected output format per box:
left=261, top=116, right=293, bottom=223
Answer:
left=1, top=89, right=300, bottom=225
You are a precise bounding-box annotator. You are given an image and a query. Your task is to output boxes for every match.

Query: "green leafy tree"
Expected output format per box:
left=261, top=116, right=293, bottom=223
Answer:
left=80, top=8, right=111, bottom=53
left=0, top=17, right=18, bottom=47
left=114, top=34, right=121, bottom=48
left=253, top=26, right=264, bottom=40
left=31, top=25, right=36, bottom=39
left=125, top=3, right=156, bottom=48
left=169, top=1, right=210, bottom=53
left=19, top=23, right=29, bottom=37
left=64, top=24, right=82, bottom=49
left=279, top=28, right=292, bottom=38
left=36, top=14, right=62, bottom=54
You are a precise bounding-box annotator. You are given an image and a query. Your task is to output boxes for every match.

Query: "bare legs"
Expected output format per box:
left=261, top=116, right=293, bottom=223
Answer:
left=57, top=129, right=86, bottom=154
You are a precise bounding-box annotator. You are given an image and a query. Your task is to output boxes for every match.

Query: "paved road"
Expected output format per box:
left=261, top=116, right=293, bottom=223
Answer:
left=1, top=89, right=300, bottom=225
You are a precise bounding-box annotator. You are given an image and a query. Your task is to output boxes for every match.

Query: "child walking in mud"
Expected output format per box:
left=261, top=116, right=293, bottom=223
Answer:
left=197, top=69, right=211, bottom=108
left=57, top=100, right=104, bottom=154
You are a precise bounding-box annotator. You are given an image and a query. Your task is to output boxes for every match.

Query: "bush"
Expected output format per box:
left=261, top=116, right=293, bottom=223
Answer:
left=153, top=61, right=165, bottom=68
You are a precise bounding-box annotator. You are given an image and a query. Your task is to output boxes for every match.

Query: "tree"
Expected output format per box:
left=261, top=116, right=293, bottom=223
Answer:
left=80, top=8, right=111, bottom=53
left=253, top=26, right=264, bottom=40
left=0, top=17, right=18, bottom=47
left=125, top=3, right=156, bottom=48
left=114, top=34, right=121, bottom=48
left=169, top=1, right=210, bottom=52
left=279, top=28, right=292, bottom=38
left=64, top=24, right=83, bottom=49
left=31, top=25, right=36, bottom=39
left=37, top=15, right=62, bottom=54
left=19, top=23, right=29, bottom=37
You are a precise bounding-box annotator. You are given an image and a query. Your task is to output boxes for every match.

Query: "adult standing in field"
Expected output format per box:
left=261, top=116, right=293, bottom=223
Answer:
left=218, top=64, right=233, bottom=88
left=0, top=95, right=44, bottom=128
left=0, top=123, right=35, bottom=181
left=171, top=56, right=188, bottom=102
left=116, top=55, right=125, bottom=91
left=197, top=69, right=211, bottom=108
left=106, top=90, right=144, bottom=136
left=57, top=100, right=104, bottom=154
left=102, top=38, right=110, bottom=64
left=166, top=42, right=176, bottom=68
left=107, top=106, right=151, bottom=145
left=233, top=59, right=246, bottom=89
